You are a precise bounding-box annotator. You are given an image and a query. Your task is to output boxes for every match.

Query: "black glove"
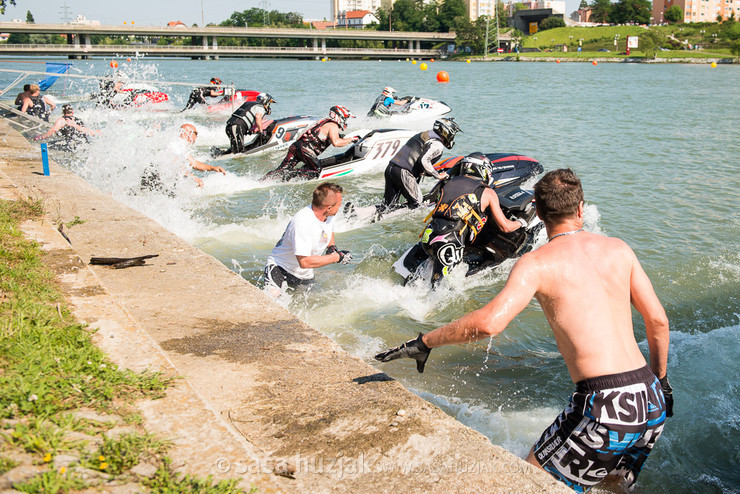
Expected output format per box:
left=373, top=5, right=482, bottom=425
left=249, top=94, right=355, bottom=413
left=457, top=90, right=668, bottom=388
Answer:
left=374, top=333, right=432, bottom=373
left=659, top=375, right=673, bottom=418
left=326, top=245, right=352, bottom=264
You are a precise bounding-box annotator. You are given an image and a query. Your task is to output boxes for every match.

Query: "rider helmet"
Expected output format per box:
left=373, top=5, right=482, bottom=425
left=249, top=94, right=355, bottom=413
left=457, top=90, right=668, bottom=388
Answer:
left=62, top=104, right=73, bottom=115
left=256, top=93, right=276, bottom=114
left=461, top=152, right=494, bottom=186
left=210, top=77, right=222, bottom=85
left=328, top=105, right=354, bottom=130
left=433, top=117, right=461, bottom=149
left=382, top=86, right=396, bottom=98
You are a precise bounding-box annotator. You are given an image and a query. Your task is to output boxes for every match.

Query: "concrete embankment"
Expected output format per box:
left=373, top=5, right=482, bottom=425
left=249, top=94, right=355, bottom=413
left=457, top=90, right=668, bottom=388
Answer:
left=0, top=119, right=572, bottom=493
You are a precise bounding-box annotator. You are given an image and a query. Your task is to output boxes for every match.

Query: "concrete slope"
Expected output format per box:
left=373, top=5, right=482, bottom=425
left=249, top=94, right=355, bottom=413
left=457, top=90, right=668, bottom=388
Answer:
left=0, top=120, right=572, bottom=493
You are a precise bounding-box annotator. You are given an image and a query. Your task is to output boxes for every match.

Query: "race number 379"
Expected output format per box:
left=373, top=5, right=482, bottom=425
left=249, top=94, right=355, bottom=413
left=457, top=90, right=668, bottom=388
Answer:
left=371, top=139, right=402, bottom=160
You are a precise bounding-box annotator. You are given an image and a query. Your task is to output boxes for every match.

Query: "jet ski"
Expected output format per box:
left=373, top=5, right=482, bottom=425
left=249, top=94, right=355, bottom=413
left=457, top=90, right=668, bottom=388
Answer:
left=392, top=152, right=545, bottom=284
left=210, top=115, right=321, bottom=159
left=206, top=89, right=261, bottom=113
left=317, top=128, right=418, bottom=179
left=98, top=83, right=169, bottom=109
left=368, top=96, right=451, bottom=123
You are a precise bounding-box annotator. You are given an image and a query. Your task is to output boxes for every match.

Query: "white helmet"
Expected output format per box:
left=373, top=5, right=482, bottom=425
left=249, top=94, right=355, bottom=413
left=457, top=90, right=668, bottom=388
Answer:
left=382, top=86, right=396, bottom=97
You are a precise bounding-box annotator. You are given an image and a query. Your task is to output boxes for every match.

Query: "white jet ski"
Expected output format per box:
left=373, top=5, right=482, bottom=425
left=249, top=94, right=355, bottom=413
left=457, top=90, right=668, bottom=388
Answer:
left=317, top=128, right=418, bottom=180
left=367, top=96, right=451, bottom=125
left=210, top=115, right=321, bottom=159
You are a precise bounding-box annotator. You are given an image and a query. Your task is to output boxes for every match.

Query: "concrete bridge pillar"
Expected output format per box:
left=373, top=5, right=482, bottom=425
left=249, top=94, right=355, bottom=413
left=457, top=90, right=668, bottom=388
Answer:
left=416, top=40, right=421, bottom=53
left=202, top=35, right=210, bottom=60
left=212, top=36, right=219, bottom=60
left=84, top=34, right=91, bottom=50
left=408, top=40, right=413, bottom=53
left=322, top=38, right=326, bottom=54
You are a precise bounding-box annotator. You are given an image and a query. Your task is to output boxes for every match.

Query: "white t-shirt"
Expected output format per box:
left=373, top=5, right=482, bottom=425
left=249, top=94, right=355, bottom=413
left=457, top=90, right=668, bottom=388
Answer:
left=266, top=205, right=335, bottom=280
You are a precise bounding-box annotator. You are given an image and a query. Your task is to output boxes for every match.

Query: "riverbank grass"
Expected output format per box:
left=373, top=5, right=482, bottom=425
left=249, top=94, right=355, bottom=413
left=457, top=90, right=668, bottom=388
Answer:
left=0, top=198, right=249, bottom=493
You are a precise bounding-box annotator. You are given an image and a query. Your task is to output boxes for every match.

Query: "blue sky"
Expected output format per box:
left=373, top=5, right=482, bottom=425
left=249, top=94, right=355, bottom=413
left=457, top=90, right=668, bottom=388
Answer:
left=1, top=1, right=332, bottom=25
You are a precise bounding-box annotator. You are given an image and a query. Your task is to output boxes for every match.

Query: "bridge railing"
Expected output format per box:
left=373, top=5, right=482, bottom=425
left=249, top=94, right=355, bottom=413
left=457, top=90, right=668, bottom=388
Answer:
left=0, top=44, right=442, bottom=55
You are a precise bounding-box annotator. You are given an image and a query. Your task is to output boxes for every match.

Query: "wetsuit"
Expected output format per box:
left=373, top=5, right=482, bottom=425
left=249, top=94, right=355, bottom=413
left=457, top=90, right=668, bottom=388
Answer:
left=22, top=95, right=49, bottom=122
left=367, top=95, right=395, bottom=118
left=381, top=131, right=445, bottom=212
left=225, top=102, right=267, bottom=154
left=533, top=365, right=667, bottom=492
left=263, top=119, right=334, bottom=182
left=52, top=115, right=90, bottom=151
left=183, top=86, right=211, bottom=110
left=420, top=175, right=488, bottom=284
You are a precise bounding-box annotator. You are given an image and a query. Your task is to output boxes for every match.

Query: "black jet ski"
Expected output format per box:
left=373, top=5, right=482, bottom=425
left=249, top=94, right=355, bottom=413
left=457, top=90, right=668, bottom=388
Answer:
left=393, top=152, right=545, bottom=284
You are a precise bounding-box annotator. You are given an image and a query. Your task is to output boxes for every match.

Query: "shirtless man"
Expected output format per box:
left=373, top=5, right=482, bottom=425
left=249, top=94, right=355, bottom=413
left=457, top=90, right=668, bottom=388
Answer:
left=375, top=168, right=673, bottom=492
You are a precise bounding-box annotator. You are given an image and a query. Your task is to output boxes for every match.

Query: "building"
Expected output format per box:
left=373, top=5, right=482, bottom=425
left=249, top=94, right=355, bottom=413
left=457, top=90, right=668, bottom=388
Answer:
left=71, top=15, right=100, bottom=26
left=652, top=0, right=740, bottom=23
left=331, top=0, right=388, bottom=23
left=167, top=21, right=187, bottom=28
left=336, top=10, right=380, bottom=28
left=463, top=0, right=496, bottom=21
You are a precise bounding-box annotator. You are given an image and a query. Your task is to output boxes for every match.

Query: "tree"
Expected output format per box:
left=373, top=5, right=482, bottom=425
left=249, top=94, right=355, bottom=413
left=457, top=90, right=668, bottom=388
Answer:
left=590, top=0, right=612, bottom=23
left=731, top=38, right=740, bottom=61
left=639, top=30, right=665, bottom=58
left=0, top=0, right=15, bottom=14
left=26, top=10, right=34, bottom=23
left=664, top=5, right=683, bottom=23
left=611, top=0, right=651, bottom=25
left=439, top=0, right=466, bottom=32
left=540, top=16, right=566, bottom=30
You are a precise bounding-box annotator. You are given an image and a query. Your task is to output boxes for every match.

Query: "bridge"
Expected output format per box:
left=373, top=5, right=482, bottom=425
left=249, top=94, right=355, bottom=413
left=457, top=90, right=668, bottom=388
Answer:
left=0, top=23, right=457, bottom=60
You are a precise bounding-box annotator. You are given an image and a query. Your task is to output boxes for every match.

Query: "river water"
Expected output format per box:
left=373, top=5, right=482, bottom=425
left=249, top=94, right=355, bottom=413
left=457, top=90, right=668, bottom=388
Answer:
left=3, top=57, right=738, bottom=493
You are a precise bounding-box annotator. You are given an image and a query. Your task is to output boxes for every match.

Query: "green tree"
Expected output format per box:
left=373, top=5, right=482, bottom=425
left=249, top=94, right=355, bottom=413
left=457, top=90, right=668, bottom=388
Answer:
left=439, top=0, right=466, bottom=32
left=7, top=32, right=29, bottom=43
left=664, top=5, right=683, bottom=23
left=26, top=10, right=34, bottom=23
left=590, top=0, right=612, bottom=23
left=454, top=16, right=490, bottom=54
left=731, top=38, right=740, bottom=61
left=540, top=16, right=565, bottom=30
left=579, top=0, right=588, bottom=8
left=0, top=0, right=16, bottom=14
left=640, top=29, right=665, bottom=58
left=611, top=0, right=652, bottom=24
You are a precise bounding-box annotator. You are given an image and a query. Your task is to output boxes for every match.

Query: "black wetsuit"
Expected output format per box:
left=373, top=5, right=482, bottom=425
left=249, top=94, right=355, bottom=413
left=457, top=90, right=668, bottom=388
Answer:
left=421, top=175, right=488, bottom=284
left=22, top=95, right=50, bottom=122
left=225, top=102, right=267, bottom=154
left=52, top=116, right=90, bottom=150
left=381, top=131, right=443, bottom=212
left=263, top=119, right=334, bottom=182
left=183, top=86, right=214, bottom=110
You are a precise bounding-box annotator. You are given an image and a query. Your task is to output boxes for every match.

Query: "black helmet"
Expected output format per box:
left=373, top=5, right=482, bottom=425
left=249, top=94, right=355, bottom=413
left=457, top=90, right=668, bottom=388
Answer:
left=256, top=93, right=276, bottom=114
left=210, top=77, right=222, bottom=85
left=433, top=118, right=461, bottom=149
left=461, top=152, right=494, bottom=186
left=61, top=104, right=73, bottom=115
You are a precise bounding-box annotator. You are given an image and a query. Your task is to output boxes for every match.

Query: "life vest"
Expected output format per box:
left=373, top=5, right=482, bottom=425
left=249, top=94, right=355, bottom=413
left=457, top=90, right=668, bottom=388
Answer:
left=228, top=101, right=265, bottom=128
left=25, top=95, right=47, bottom=118
left=369, top=95, right=391, bottom=117
left=427, top=175, right=488, bottom=243
left=298, top=118, right=334, bottom=155
left=389, top=131, right=439, bottom=178
left=58, top=116, right=87, bottom=141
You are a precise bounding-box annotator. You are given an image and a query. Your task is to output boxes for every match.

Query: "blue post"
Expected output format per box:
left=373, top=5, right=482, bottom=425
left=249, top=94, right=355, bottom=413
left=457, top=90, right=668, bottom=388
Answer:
left=41, top=143, right=50, bottom=176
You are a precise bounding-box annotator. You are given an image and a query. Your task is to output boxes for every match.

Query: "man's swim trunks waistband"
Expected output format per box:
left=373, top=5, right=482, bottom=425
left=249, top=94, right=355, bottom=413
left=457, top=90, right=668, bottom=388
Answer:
left=576, top=365, right=657, bottom=393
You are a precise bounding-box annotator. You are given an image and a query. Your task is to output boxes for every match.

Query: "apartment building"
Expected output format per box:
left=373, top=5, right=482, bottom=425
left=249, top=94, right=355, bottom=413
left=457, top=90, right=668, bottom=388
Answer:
left=653, top=0, right=740, bottom=23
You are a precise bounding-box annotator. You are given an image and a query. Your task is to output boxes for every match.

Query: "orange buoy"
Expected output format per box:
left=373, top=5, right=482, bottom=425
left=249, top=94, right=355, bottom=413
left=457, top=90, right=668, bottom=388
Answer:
left=436, top=71, right=449, bottom=83
left=126, top=57, right=131, bottom=62
left=556, top=60, right=560, bottom=63
left=110, top=61, right=118, bottom=68
left=592, top=60, right=598, bottom=65
left=420, top=62, right=428, bottom=71
left=430, top=58, right=435, bottom=63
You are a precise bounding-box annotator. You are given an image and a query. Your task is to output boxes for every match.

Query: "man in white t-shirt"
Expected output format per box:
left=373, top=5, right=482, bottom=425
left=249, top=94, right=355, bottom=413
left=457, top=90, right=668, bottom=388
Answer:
left=264, top=183, right=352, bottom=294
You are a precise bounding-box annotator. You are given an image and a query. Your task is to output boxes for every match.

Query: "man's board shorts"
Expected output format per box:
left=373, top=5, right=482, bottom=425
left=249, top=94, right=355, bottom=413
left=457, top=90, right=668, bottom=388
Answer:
left=533, top=365, right=667, bottom=493
left=263, top=263, right=314, bottom=291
